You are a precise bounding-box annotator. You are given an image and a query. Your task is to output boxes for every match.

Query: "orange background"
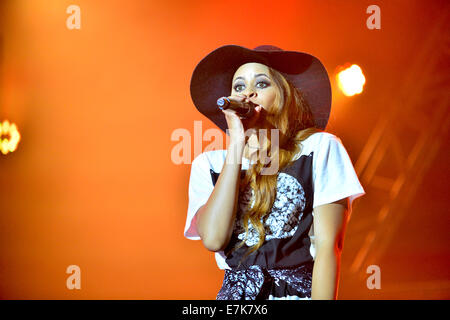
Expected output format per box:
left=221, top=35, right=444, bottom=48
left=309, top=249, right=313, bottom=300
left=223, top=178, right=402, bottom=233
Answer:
left=0, top=0, right=448, bottom=299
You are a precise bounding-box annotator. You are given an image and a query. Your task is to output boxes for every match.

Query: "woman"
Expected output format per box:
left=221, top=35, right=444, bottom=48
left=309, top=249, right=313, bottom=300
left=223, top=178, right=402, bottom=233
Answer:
left=184, top=45, right=366, bottom=300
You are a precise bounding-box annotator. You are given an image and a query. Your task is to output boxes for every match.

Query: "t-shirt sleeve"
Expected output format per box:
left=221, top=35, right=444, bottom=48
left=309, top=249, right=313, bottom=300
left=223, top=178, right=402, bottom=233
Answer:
left=184, top=153, right=215, bottom=240
left=312, top=135, right=366, bottom=212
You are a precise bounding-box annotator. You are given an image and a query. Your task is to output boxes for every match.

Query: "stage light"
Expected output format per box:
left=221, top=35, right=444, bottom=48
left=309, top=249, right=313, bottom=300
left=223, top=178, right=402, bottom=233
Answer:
left=336, top=64, right=366, bottom=96
left=0, top=120, right=21, bottom=155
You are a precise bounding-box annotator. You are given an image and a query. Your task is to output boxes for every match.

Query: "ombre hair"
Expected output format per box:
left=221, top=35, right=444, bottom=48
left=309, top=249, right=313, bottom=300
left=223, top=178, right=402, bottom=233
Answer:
left=236, top=66, right=324, bottom=257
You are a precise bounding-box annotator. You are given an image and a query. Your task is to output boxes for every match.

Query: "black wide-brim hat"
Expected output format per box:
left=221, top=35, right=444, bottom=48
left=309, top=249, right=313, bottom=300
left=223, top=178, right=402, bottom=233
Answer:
left=190, top=44, right=332, bottom=132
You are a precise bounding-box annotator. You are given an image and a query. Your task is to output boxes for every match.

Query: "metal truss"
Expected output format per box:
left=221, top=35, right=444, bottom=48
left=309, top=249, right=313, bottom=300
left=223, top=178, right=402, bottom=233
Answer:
left=345, top=10, right=450, bottom=283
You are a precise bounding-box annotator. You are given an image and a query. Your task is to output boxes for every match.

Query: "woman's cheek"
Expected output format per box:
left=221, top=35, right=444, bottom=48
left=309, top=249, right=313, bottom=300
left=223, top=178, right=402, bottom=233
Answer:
left=264, top=92, right=277, bottom=112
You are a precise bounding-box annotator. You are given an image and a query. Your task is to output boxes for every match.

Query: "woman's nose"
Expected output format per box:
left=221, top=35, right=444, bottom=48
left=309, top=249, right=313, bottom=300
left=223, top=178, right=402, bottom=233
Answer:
left=246, top=92, right=257, bottom=99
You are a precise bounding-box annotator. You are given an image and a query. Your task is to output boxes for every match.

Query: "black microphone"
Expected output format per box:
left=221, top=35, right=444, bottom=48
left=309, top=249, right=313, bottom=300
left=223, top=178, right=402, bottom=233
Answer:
left=216, top=97, right=257, bottom=119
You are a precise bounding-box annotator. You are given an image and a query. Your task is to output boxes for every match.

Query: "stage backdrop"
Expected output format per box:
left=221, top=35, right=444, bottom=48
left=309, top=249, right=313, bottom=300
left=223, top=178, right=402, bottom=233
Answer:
left=0, top=0, right=448, bottom=299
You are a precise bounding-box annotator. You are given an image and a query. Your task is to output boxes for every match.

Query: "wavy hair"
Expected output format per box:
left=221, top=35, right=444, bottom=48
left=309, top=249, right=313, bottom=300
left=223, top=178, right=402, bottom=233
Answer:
left=235, top=66, right=324, bottom=257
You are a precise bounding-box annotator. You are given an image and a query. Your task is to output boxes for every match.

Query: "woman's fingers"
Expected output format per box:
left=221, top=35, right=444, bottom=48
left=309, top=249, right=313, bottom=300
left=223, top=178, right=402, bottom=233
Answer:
left=221, top=94, right=266, bottom=139
left=225, top=94, right=246, bottom=106
left=241, top=104, right=264, bottom=128
left=222, top=109, right=244, bottom=131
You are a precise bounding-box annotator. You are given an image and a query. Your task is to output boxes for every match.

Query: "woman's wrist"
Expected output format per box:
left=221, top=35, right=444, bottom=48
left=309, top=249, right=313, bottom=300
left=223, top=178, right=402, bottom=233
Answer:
left=226, top=138, right=245, bottom=165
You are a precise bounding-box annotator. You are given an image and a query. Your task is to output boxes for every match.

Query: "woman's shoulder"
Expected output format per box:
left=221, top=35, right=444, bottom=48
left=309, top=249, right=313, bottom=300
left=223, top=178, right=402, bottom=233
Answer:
left=298, top=131, right=339, bottom=152
left=307, top=131, right=339, bottom=144
left=289, top=131, right=335, bottom=162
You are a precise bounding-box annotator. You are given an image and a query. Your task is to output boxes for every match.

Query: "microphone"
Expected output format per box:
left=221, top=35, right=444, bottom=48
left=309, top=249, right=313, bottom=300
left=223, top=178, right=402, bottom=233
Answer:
left=216, top=97, right=257, bottom=119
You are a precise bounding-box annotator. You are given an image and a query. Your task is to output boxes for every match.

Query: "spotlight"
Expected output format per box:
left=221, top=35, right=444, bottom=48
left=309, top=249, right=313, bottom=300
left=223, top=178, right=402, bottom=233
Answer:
left=0, top=120, right=21, bottom=155
left=336, top=64, right=366, bottom=96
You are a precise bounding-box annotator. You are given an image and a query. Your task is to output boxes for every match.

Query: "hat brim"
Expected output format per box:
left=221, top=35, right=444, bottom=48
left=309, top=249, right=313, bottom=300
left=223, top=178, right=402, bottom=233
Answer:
left=190, top=44, right=331, bottom=132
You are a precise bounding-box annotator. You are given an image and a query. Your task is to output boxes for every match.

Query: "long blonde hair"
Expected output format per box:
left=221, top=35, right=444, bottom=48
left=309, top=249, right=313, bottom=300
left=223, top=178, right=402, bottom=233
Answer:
left=236, top=66, right=324, bottom=256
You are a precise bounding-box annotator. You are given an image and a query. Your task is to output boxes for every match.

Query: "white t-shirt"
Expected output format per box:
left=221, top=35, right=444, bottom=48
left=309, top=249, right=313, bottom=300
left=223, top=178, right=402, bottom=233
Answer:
left=184, top=131, right=366, bottom=270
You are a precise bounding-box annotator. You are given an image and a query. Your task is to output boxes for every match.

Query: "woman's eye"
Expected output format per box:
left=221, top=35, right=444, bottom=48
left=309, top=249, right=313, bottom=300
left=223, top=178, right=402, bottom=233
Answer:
left=257, top=81, right=269, bottom=88
left=233, top=81, right=270, bottom=91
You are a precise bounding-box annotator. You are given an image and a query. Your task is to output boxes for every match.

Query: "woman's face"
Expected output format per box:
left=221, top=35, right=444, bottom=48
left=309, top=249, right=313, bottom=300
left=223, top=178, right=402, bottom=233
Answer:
left=231, top=63, right=280, bottom=155
left=231, top=63, right=278, bottom=113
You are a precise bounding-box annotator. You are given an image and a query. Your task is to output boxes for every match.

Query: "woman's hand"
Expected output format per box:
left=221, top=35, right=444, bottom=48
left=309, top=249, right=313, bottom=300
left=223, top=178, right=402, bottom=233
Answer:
left=222, top=94, right=263, bottom=144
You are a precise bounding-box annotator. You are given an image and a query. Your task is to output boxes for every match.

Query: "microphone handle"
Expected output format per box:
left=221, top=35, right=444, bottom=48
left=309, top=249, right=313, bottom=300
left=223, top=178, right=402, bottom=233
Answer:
left=216, top=97, right=256, bottom=118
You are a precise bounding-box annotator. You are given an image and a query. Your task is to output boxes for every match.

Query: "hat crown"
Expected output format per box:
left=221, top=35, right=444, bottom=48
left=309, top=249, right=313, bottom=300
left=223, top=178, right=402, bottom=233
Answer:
left=253, top=45, right=283, bottom=52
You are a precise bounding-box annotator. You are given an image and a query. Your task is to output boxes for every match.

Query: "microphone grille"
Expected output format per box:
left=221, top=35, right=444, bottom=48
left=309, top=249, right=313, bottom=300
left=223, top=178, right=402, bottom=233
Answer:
left=216, top=97, right=228, bottom=109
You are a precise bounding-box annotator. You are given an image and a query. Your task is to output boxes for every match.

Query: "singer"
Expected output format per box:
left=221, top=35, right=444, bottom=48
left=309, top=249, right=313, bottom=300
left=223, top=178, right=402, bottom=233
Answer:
left=184, top=45, right=366, bottom=300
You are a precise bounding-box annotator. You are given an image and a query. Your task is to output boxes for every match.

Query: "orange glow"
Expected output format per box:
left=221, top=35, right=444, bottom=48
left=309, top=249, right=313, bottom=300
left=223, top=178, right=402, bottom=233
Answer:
left=0, top=120, right=21, bottom=155
left=336, top=64, right=366, bottom=96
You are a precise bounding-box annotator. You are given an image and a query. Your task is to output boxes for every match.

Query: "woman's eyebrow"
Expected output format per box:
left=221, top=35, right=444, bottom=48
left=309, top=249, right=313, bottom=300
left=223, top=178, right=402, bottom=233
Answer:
left=233, top=73, right=270, bottom=82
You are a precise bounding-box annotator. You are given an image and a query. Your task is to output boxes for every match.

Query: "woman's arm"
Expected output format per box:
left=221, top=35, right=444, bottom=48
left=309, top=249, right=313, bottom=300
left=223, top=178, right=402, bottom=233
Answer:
left=311, top=197, right=349, bottom=300
left=195, top=95, right=262, bottom=252
left=195, top=137, right=245, bottom=252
